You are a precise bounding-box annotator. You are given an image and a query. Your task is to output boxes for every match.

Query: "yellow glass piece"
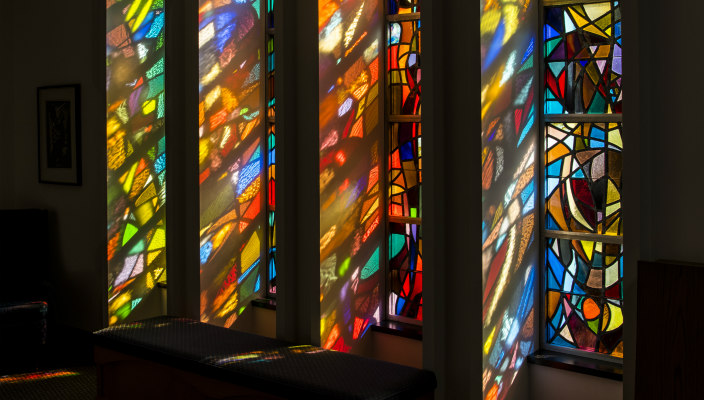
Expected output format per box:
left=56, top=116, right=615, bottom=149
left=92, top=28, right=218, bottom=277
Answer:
left=605, top=263, right=618, bottom=287
left=606, top=302, right=623, bottom=331
left=602, top=304, right=611, bottom=331
left=581, top=240, right=594, bottom=261
left=608, top=129, right=623, bottom=148
left=147, top=250, right=161, bottom=266
left=583, top=23, right=607, bottom=38
left=143, top=100, right=156, bottom=114
left=547, top=291, right=561, bottom=318
left=135, top=202, right=154, bottom=226
left=241, top=231, right=261, bottom=272
left=607, top=180, right=620, bottom=203
left=606, top=216, right=620, bottom=235
left=583, top=3, right=611, bottom=22
left=605, top=202, right=620, bottom=217
left=148, top=228, right=166, bottom=251
left=568, top=7, right=589, bottom=28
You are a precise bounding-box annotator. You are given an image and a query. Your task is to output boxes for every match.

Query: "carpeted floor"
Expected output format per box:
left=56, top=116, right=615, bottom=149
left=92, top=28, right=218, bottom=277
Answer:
left=0, top=366, right=96, bottom=399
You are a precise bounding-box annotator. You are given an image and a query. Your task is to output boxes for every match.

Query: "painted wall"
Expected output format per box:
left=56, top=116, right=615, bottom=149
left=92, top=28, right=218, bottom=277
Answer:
left=530, top=364, right=622, bottom=400
left=480, top=0, right=539, bottom=399
left=0, top=4, right=15, bottom=209
left=7, top=0, right=105, bottom=331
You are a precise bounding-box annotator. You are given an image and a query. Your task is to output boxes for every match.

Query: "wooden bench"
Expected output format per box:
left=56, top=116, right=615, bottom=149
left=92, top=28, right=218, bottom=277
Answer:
left=94, top=316, right=436, bottom=399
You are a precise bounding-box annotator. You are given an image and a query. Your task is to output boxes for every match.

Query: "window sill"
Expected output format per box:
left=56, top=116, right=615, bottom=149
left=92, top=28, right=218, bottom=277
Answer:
left=527, top=350, right=623, bottom=381
left=251, top=298, right=277, bottom=310
left=370, top=320, right=422, bottom=341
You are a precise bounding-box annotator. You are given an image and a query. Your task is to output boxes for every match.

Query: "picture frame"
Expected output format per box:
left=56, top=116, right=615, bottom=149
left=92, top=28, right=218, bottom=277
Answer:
left=37, top=84, right=82, bottom=185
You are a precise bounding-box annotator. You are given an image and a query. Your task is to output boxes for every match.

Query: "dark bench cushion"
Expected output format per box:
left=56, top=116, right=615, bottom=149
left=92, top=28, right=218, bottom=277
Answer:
left=94, top=316, right=436, bottom=399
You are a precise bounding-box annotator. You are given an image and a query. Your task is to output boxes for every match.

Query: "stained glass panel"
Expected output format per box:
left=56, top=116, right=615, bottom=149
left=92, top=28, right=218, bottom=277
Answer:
left=319, top=0, right=384, bottom=352
left=266, top=0, right=276, bottom=296
left=387, top=19, right=421, bottom=116
left=198, top=0, right=266, bottom=328
left=545, top=238, right=623, bottom=357
left=388, top=223, right=422, bottom=319
left=388, top=122, right=421, bottom=218
left=107, top=0, right=167, bottom=325
left=544, top=1, right=622, bottom=114
left=545, top=122, right=622, bottom=236
left=387, top=0, right=419, bottom=15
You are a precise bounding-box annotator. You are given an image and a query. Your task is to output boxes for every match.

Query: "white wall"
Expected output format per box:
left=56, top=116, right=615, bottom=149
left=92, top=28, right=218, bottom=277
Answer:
left=7, top=0, right=105, bottom=331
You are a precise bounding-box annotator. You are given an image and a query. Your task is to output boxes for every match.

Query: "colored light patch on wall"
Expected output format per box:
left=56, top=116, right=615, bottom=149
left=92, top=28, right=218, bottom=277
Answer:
left=545, top=237, right=623, bottom=357
left=545, top=122, right=623, bottom=235
left=319, top=0, right=383, bottom=352
left=543, top=1, right=622, bottom=114
left=107, top=0, right=167, bottom=325
left=198, top=0, right=267, bottom=328
left=481, top=0, right=538, bottom=399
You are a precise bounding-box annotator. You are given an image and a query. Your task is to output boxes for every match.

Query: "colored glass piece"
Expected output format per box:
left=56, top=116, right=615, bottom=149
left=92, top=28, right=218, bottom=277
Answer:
left=107, top=0, right=167, bottom=325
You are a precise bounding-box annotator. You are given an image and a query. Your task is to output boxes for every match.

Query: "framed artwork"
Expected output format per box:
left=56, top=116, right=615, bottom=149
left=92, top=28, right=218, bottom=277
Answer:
left=37, top=84, right=81, bottom=185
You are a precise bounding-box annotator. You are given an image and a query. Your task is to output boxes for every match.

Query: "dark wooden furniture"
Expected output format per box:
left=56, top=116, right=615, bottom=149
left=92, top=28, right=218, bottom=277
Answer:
left=636, top=260, right=704, bottom=399
left=0, top=209, right=51, bottom=373
left=94, top=316, right=436, bottom=399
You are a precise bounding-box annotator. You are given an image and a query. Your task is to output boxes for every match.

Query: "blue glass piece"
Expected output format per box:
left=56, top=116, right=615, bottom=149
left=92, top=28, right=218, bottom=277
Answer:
left=551, top=335, right=576, bottom=348
left=544, top=24, right=560, bottom=40
left=400, top=141, right=415, bottom=161
left=547, top=159, right=562, bottom=177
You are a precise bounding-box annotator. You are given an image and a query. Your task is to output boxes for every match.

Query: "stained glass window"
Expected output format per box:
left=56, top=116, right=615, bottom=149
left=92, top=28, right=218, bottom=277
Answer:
left=386, top=0, right=422, bottom=322
left=198, top=0, right=267, bottom=328
left=544, top=1, right=622, bottom=114
left=543, top=1, right=623, bottom=358
left=319, top=0, right=384, bottom=351
left=266, top=0, right=276, bottom=296
left=107, top=0, right=167, bottom=325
